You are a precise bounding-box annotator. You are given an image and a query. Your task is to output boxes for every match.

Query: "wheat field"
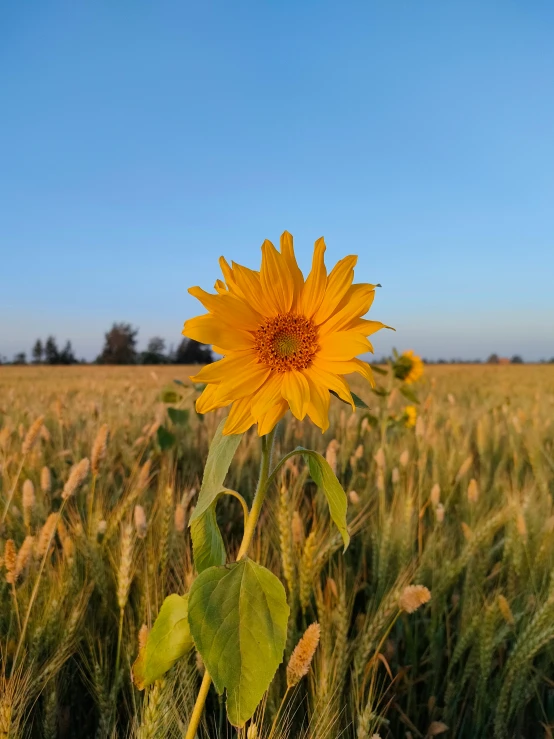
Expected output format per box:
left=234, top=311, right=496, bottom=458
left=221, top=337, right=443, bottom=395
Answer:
left=1, top=364, right=554, bottom=739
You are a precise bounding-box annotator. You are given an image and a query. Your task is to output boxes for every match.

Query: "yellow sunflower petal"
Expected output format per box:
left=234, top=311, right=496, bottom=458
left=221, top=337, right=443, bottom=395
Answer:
left=260, top=240, right=294, bottom=315
left=251, top=373, right=285, bottom=418
left=299, top=237, right=327, bottom=318
left=281, top=370, right=310, bottom=420
left=195, top=383, right=224, bottom=414
left=223, top=397, right=255, bottom=435
left=188, top=286, right=262, bottom=332
left=318, top=330, right=372, bottom=361
left=214, top=279, right=228, bottom=295
left=183, top=314, right=254, bottom=350
left=189, top=351, right=257, bottom=384
left=280, top=231, right=304, bottom=309
left=348, top=318, right=393, bottom=336
left=315, top=357, right=376, bottom=388
left=213, top=359, right=272, bottom=405
left=231, top=261, right=274, bottom=316
left=218, top=257, right=243, bottom=298
left=307, top=362, right=355, bottom=410
left=257, top=399, right=288, bottom=436
left=313, top=255, right=357, bottom=325
left=318, top=284, right=376, bottom=337
left=305, top=374, right=331, bottom=432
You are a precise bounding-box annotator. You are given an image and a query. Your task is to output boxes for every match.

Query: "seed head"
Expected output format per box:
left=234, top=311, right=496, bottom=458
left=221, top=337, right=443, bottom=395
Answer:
left=4, top=539, right=17, bottom=583
left=136, top=459, right=152, bottom=493
left=374, top=447, right=386, bottom=469
left=467, top=478, right=479, bottom=504
left=174, top=503, right=186, bottom=532
left=399, top=585, right=431, bottom=614
left=91, top=424, right=109, bottom=475
left=133, top=505, right=147, bottom=539
left=22, top=479, right=35, bottom=527
left=399, top=449, right=410, bottom=468
left=138, top=623, right=149, bottom=651
left=348, top=490, right=360, bottom=505
left=36, top=513, right=59, bottom=559
left=354, top=444, right=364, bottom=460
left=117, top=524, right=134, bottom=610
left=62, top=458, right=90, bottom=500
left=40, top=466, right=52, bottom=494
left=435, top=503, right=445, bottom=523
left=325, top=439, right=339, bottom=474
left=22, top=416, right=44, bottom=455
left=286, top=622, right=321, bottom=688
left=455, top=455, right=473, bottom=483
left=291, top=510, right=305, bottom=547
left=430, top=483, right=441, bottom=506
left=392, top=467, right=400, bottom=484
left=14, top=535, right=35, bottom=580
left=497, top=594, right=515, bottom=626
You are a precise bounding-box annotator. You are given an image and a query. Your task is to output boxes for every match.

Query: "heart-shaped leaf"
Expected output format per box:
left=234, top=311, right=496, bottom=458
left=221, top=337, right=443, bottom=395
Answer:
left=188, top=559, right=289, bottom=727
left=190, top=505, right=226, bottom=573
left=167, top=407, right=190, bottom=425
left=157, top=425, right=176, bottom=451
left=132, top=594, right=193, bottom=689
left=189, top=418, right=243, bottom=523
left=301, top=449, right=349, bottom=549
left=330, top=389, right=368, bottom=409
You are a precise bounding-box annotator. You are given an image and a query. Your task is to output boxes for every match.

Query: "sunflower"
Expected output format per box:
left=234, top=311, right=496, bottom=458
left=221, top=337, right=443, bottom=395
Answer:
left=404, top=405, right=417, bottom=428
left=393, top=350, right=424, bottom=384
left=182, top=232, right=389, bottom=435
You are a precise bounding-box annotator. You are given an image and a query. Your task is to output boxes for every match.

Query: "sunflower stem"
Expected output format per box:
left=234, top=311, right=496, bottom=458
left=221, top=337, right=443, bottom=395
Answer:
left=184, top=426, right=277, bottom=739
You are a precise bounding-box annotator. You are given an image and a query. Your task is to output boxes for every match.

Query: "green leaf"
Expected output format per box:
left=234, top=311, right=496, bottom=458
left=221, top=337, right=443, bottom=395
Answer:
left=360, top=413, right=379, bottom=428
left=371, top=387, right=390, bottom=397
left=188, top=559, right=289, bottom=727
left=330, top=389, right=368, bottom=409
left=132, top=594, right=193, bottom=690
left=160, top=389, right=181, bottom=403
left=157, top=425, right=176, bottom=451
left=189, top=418, right=243, bottom=523
left=399, top=386, right=420, bottom=404
left=369, top=364, right=388, bottom=375
left=301, top=449, right=350, bottom=550
left=190, top=505, right=226, bottom=573
left=167, top=407, right=190, bottom=425
left=173, top=378, right=186, bottom=387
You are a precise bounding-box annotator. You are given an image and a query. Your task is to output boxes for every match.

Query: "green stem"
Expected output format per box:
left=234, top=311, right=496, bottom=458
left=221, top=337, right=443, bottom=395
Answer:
left=115, top=608, right=124, bottom=676
left=87, top=473, right=97, bottom=537
left=237, top=428, right=275, bottom=560
left=184, top=427, right=277, bottom=739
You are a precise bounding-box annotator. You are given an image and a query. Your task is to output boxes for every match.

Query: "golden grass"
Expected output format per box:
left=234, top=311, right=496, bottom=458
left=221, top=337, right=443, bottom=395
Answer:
left=1, top=363, right=554, bottom=738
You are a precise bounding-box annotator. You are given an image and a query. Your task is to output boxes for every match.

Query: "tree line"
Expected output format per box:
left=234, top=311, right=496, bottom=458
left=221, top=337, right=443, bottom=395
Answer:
left=2, top=323, right=214, bottom=365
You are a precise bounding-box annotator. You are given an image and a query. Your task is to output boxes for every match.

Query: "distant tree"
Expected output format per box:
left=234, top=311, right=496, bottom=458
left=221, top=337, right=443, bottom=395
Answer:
left=97, top=323, right=138, bottom=365
left=44, top=336, right=60, bottom=365
left=174, top=338, right=213, bottom=365
left=32, top=339, right=44, bottom=364
left=141, top=337, right=167, bottom=365
left=13, top=352, right=27, bottom=365
left=511, top=355, right=524, bottom=364
left=487, top=353, right=499, bottom=364
left=59, top=341, right=77, bottom=365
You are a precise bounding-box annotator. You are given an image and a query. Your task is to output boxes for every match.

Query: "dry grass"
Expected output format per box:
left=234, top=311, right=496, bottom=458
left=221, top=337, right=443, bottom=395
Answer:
left=1, top=363, right=554, bottom=738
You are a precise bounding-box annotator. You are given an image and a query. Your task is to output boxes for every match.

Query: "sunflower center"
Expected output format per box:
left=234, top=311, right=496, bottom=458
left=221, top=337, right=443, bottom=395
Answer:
left=254, top=314, right=319, bottom=372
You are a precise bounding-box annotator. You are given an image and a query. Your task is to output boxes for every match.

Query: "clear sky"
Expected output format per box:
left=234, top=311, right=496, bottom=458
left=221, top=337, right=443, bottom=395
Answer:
left=1, top=1, right=553, bottom=362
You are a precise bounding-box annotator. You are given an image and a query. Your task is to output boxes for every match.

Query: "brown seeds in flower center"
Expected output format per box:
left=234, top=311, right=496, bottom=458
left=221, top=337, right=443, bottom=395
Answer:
left=255, top=314, right=319, bottom=372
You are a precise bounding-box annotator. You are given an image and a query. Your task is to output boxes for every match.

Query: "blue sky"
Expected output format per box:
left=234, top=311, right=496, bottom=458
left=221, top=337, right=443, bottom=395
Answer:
left=1, top=1, right=553, bottom=361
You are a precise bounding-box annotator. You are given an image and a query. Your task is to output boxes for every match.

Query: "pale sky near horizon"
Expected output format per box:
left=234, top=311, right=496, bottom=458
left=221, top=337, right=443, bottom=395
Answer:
left=1, top=2, right=554, bottom=362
